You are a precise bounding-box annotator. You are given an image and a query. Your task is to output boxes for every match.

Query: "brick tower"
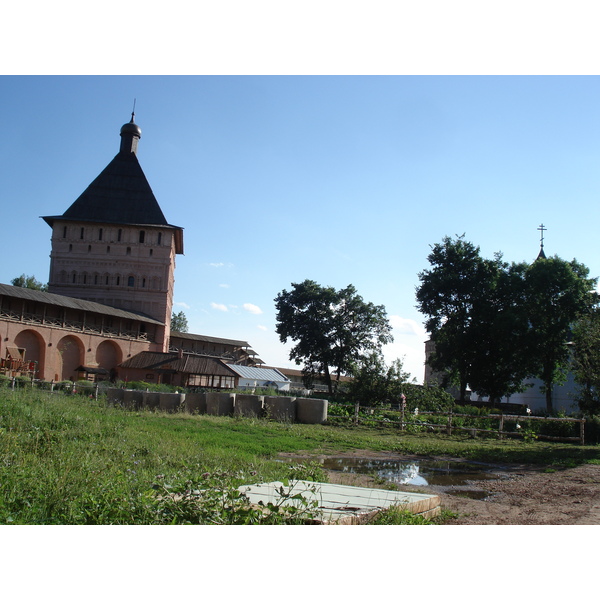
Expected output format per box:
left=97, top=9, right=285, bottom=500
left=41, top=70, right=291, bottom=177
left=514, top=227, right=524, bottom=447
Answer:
left=42, top=113, right=184, bottom=351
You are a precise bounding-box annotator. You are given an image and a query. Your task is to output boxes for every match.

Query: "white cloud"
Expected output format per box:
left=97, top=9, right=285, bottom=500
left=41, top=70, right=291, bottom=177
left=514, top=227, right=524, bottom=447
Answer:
left=257, top=325, right=268, bottom=331
left=209, top=262, right=225, bottom=268
left=173, top=301, right=190, bottom=309
left=210, top=302, right=228, bottom=312
left=243, top=303, right=263, bottom=315
left=219, top=283, right=230, bottom=288
left=389, top=315, right=424, bottom=336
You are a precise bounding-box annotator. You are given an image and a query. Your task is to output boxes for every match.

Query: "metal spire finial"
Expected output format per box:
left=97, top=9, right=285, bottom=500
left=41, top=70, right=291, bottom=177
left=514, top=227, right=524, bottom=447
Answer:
left=538, top=223, right=547, bottom=250
left=537, top=223, right=547, bottom=260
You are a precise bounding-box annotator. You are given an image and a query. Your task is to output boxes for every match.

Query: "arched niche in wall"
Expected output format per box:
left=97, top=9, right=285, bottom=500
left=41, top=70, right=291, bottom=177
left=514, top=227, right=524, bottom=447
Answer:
left=56, top=335, right=85, bottom=382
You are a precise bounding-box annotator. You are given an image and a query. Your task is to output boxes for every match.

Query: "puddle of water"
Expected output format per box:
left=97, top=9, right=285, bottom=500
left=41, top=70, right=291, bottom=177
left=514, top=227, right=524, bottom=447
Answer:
left=285, top=457, right=504, bottom=499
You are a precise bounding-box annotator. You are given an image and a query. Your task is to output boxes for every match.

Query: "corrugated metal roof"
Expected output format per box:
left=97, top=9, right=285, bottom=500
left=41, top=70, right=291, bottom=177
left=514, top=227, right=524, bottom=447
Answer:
left=0, top=283, right=163, bottom=325
left=262, top=365, right=353, bottom=383
left=226, top=364, right=290, bottom=382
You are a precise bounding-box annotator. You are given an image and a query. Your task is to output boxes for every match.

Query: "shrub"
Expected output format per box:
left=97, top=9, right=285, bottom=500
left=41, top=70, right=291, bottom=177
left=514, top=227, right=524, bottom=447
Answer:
left=398, top=383, right=455, bottom=413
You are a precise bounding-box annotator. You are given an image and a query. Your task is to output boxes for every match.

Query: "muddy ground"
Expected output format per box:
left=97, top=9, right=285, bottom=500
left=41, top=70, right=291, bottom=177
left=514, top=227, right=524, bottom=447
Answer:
left=281, top=451, right=600, bottom=524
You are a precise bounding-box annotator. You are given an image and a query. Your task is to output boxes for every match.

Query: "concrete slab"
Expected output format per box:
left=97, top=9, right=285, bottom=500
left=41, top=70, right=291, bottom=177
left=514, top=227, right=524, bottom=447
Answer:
left=238, top=480, right=441, bottom=524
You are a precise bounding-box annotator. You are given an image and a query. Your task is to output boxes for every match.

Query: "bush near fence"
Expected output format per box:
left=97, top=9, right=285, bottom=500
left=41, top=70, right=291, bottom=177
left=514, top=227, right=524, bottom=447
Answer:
left=327, top=402, right=586, bottom=444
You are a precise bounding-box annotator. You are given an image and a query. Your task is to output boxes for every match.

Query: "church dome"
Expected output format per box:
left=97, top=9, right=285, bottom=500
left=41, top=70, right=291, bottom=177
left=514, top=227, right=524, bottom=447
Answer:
left=120, top=118, right=141, bottom=138
left=119, top=112, right=141, bottom=154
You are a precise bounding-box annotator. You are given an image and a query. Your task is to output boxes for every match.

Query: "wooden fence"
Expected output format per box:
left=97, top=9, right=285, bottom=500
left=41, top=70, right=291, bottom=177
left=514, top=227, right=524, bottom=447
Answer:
left=328, top=404, right=586, bottom=445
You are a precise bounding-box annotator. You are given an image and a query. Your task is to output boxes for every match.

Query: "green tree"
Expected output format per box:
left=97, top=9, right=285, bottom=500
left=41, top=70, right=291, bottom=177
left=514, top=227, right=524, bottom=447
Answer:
left=171, top=311, right=189, bottom=333
left=347, top=352, right=411, bottom=406
left=274, top=280, right=393, bottom=395
left=416, top=235, right=500, bottom=402
left=417, top=237, right=598, bottom=412
left=466, top=260, right=532, bottom=403
left=523, top=256, right=598, bottom=413
left=11, top=274, right=47, bottom=291
left=571, top=309, right=600, bottom=414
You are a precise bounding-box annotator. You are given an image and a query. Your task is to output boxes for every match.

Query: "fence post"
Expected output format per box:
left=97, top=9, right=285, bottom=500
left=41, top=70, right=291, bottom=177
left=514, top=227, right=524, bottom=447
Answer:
left=446, top=410, right=453, bottom=435
left=580, top=419, right=585, bottom=446
left=354, top=401, right=360, bottom=426
left=499, top=414, right=504, bottom=440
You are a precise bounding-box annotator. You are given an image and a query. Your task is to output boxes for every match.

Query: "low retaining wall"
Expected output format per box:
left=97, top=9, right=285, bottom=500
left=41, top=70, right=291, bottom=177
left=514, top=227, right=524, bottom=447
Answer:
left=143, top=392, right=161, bottom=409
left=234, top=394, right=264, bottom=418
left=184, top=392, right=207, bottom=414
left=159, top=392, right=185, bottom=413
left=263, top=396, right=297, bottom=421
left=296, top=397, right=329, bottom=424
left=206, top=392, right=236, bottom=416
left=103, top=388, right=327, bottom=424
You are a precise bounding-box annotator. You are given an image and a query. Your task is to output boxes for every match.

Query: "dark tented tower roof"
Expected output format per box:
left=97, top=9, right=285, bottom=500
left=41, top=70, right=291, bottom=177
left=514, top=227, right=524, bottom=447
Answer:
left=44, top=151, right=170, bottom=227
left=41, top=114, right=183, bottom=251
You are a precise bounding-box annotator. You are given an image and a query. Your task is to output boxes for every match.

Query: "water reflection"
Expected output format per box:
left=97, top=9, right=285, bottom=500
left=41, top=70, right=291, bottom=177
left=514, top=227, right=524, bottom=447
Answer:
left=293, top=457, right=503, bottom=498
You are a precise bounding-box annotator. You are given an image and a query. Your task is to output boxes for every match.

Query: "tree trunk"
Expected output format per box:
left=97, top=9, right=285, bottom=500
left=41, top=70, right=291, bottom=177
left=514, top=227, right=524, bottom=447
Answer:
left=545, top=383, right=554, bottom=414
left=324, top=365, right=333, bottom=395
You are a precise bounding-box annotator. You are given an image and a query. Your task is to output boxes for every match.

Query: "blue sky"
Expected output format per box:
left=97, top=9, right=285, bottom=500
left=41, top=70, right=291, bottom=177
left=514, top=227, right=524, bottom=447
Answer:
left=3, top=75, right=600, bottom=382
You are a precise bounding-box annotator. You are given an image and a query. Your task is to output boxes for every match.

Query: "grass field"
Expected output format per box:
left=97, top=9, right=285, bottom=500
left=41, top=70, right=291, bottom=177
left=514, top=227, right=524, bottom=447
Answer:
left=2, top=387, right=599, bottom=524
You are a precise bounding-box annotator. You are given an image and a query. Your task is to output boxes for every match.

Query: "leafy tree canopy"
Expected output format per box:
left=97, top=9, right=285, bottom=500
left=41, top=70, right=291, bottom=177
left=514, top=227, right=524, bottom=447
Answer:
left=416, top=235, right=509, bottom=402
left=171, top=311, right=189, bottom=333
left=572, top=308, right=600, bottom=415
left=416, top=235, right=598, bottom=412
left=347, top=352, right=411, bottom=406
left=275, top=280, right=393, bottom=394
left=11, top=274, right=47, bottom=292
left=523, top=256, right=598, bottom=411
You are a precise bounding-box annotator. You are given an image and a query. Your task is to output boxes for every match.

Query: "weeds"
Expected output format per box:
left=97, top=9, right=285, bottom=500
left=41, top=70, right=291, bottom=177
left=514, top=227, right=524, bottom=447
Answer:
left=2, top=387, right=600, bottom=524
left=368, top=506, right=457, bottom=524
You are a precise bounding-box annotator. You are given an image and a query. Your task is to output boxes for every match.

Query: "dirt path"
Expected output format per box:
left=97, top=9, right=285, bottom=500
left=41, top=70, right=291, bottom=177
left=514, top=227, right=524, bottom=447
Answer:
left=282, top=451, right=600, bottom=525
left=438, top=462, right=600, bottom=524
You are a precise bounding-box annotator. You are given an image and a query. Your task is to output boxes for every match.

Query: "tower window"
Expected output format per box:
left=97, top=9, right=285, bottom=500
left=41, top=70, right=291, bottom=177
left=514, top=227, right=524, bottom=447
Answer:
left=157, top=232, right=162, bottom=245
left=128, top=276, right=135, bottom=287
left=88, top=245, right=91, bottom=253
left=118, top=229, right=122, bottom=242
left=126, top=247, right=131, bottom=255
left=142, top=278, right=146, bottom=288
left=72, top=273, right=77, bottom=283
left=149, top=249, right=153, bottom=257
left=63, top=226, right=67, bottom=238
left=116, top=276, right=120, bottom=286
left=68, top=244, right=73, bottom=252
left=99, top=228, right=103, bottom=241
left=80, top=227, right=84, bottom=240
left=139, top=230, right=145, bottom=243
left=107, top=246, right=110, bottom=253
